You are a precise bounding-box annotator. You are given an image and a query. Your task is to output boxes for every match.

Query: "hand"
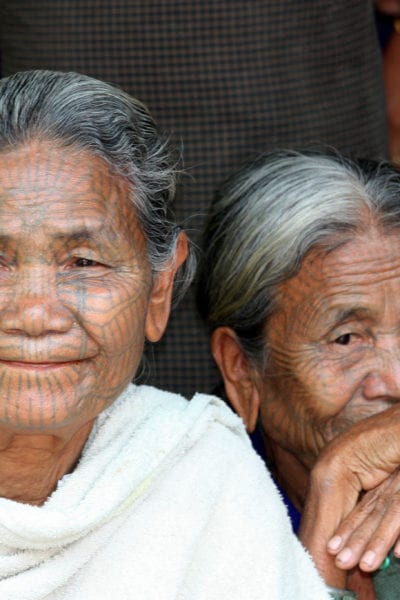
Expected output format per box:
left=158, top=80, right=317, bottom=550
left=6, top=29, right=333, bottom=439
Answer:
left=299, top=405, right=400, bottom=584
left=327, top=468, right=400, bottom=572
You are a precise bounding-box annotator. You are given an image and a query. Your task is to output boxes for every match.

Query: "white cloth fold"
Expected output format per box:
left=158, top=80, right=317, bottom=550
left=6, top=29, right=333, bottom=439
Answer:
left=0, top=384, right=329, bottom=599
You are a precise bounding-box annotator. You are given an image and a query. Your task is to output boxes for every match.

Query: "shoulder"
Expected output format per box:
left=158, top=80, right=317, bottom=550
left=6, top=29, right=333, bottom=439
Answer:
left=130, top=384, right=250, bottom=446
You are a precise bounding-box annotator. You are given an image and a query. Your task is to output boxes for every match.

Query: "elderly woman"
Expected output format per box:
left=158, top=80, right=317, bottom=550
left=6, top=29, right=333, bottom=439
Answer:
left=197, top=150, right=400, bottom=599
left=0, top=71, right=331, bottom=599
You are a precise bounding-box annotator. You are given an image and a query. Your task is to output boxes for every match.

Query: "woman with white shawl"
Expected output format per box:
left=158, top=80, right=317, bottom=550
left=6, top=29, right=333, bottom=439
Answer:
left=0, top=69, right=331, bottom=599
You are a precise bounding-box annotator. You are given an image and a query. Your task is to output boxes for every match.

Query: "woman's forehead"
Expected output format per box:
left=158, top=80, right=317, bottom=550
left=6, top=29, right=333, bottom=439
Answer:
left=0, top=140, right=142, bottom=243
left=273, top=229, right=400, bottom=324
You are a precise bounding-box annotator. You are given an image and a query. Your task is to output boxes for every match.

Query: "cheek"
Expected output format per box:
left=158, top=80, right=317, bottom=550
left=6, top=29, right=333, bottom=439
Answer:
left=59, top=275, right=150, bottom=355
left=307, top=350, right=371, bottom=417
left=259, top=346, right=317, bottom=446
left=269, top=326, right=363, bottom=418
left=260, top=345, right=359, bottom=459
left=306, top=353, right=384, bottom=444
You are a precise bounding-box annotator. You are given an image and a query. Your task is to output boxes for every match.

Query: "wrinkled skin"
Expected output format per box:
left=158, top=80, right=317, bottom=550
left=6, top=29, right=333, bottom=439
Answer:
left=0, top=142, right=152, bottom=431
left=213, top=224, right=400, bottom=596
left=260, top=227, right=400, bottom=596
left=0, top=140, right=186, bottom=504
left=260, top=226, right=400, bottom=463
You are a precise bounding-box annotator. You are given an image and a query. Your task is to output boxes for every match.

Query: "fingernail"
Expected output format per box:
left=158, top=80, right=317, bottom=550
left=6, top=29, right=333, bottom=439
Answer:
left=328, top=536, right=342, bottom=552
left=361, top=550, right=376, bottom=569
left=337, top=547, right=352, bottom=565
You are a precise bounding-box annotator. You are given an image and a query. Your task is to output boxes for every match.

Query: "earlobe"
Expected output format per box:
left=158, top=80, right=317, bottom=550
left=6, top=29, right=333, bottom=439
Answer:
left=145, top=232, right=188, bottom=342
left=211, top=327, right=261, bottom=432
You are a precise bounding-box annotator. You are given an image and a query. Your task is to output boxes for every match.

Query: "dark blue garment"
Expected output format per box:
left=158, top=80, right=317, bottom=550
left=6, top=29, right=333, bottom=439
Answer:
left=250, top=427, right=301, bottom=534
left=375, top=10, right=394, bottom=49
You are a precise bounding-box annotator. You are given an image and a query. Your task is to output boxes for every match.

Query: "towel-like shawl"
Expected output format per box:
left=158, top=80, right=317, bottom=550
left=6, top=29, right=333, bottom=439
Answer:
left=0, top=384, right=329, bottom=599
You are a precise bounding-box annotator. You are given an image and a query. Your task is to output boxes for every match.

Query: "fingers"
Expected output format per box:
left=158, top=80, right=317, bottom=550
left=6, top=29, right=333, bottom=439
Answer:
left=326, top=497, right=375, bottom=561
left=299, top=460, right=359, bottom=587
left=305, top=407, right=400, bottom=578
left=335, top=512, right=399, bottom=572
left=327, top=472, right=400, bottom=572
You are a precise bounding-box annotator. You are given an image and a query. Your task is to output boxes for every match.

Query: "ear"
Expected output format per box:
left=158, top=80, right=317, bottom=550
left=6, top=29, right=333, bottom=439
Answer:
left=211, top=327, right=260, bottom=432
left=145, top=231, right=188, bottom=342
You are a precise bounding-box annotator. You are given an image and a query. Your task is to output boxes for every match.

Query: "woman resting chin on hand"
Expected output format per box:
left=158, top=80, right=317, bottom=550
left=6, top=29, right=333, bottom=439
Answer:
left=197, top=149, right=400, bottom=599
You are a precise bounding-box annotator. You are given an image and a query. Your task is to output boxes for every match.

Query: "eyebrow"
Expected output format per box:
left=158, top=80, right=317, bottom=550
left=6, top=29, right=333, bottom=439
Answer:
left=52, top=229, right=100, bottom=242
left=0, top=226, right=113, bottom=253
left=328, top=306, right=375, bottom=328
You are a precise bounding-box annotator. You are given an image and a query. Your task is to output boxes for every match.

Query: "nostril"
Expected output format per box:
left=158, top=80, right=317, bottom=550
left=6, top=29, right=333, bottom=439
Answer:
left=362, top=372, right=392, bottom=400
left=362, top=358, right=400, bottom=401
left=0, top=298, right=73, bottom=336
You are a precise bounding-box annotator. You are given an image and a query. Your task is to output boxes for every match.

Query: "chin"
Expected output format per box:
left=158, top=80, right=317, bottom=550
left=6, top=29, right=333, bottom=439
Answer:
left=0, top=391, right=94, bottom=434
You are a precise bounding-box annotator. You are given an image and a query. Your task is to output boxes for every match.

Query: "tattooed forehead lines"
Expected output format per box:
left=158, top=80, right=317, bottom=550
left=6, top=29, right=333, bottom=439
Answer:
left=0, top=138, right=131, bottom=209
left=0, top=141, right=145, bottom=254
left=0, top=197, right=145, bottom=264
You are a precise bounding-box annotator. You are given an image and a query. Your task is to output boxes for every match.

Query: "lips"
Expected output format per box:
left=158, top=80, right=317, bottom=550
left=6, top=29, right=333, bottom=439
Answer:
left=0, top=359, right=86, bottom=370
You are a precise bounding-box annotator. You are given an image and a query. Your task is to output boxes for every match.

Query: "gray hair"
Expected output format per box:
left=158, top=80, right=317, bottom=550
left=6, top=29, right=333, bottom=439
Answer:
left=197, top=149, right=400, bottom=368
left=0, top=69, right=194, bottom=303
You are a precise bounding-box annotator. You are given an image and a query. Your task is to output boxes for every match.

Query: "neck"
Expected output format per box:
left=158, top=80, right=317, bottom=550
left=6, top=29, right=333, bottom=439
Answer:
left=262, top=434, right=310, bottom=512
left=0, top=421, right=94, bottom=505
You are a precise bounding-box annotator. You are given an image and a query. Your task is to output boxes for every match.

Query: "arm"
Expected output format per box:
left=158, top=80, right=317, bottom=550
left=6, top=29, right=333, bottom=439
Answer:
left=299, top=405, right=400, bottom=580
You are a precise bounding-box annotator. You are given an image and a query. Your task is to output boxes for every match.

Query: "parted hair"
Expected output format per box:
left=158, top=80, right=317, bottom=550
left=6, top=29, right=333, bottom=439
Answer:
left=0, top=69, right=194, bottom=302
left=197, top=149, right=400, bottom=368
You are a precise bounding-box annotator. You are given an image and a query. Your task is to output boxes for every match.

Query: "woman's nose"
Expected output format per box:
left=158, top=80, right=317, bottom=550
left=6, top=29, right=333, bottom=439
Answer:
left=363, top=344, right=400, bottom=401
left=0, top=270, right=74, bottom=336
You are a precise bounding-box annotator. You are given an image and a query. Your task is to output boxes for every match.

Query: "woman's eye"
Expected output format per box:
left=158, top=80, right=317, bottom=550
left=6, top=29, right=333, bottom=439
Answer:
left=73, top=257, right=99, bottom=268
left=334, top=333, right=352, bottom=346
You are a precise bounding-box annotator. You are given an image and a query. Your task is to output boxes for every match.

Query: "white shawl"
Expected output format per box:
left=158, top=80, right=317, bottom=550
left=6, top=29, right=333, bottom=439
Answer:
left=0, top=384, right=329, bottom=599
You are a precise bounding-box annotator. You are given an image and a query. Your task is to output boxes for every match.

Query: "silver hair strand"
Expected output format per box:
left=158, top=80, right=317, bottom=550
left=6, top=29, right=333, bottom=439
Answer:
left=197, top=149, right=400, bottom=367
left=0, top=69, right=195, bottom=304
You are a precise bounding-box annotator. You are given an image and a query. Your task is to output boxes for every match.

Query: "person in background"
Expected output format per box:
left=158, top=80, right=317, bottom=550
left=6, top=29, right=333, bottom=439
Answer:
left=197, top=149, right=400, bottom=599
left=375, top=0, right=400, bottom=163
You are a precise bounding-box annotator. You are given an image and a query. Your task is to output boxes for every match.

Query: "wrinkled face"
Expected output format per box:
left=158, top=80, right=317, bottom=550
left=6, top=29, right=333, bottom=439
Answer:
left=0, top=140, right=159, bottom=433
left=260, top=227, right=400, bottom=468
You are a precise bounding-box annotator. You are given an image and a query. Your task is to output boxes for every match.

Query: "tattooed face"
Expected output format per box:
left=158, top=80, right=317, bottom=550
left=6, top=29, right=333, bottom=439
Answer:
left=0, top=140, right=164, bottom=433
left=258, top=227, right=400, bottom=468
